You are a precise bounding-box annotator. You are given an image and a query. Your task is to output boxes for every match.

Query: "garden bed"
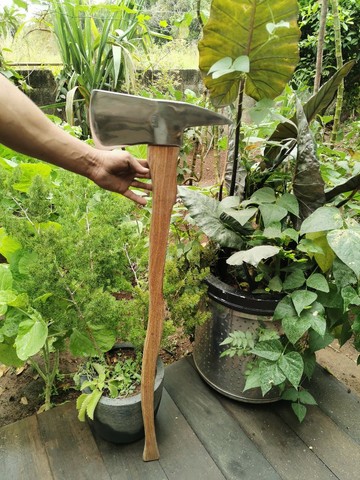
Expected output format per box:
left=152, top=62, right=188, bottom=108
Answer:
left=0, top=329, right=192, bottom=428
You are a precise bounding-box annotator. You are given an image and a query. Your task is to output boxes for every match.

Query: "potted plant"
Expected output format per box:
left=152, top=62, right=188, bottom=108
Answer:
left=179, top=0, right=360, bottom=421
left=74, top=342, right=164, bottom=443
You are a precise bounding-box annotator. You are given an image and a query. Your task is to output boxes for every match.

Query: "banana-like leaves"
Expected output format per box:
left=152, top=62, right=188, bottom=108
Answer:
left=265, top=61, right=356, bottom=164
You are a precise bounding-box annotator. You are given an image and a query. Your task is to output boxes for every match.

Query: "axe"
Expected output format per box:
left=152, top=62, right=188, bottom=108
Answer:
left=90, top=90, right=230, bottom=461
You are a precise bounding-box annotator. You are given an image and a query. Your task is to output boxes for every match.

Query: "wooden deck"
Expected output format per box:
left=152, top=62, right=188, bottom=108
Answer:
left=0, top=356, right=359, bottom=480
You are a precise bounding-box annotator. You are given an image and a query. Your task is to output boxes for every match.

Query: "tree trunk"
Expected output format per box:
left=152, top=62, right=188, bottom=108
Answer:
left=330, top=0, right=344, bottom=144
left=197, top=0, right=204, bottom=28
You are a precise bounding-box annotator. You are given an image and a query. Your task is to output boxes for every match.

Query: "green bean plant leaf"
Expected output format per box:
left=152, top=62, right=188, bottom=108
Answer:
left=198, top=0, right=300, bottom=107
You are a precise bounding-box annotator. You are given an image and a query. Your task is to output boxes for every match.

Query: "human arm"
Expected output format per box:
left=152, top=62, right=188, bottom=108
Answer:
left=0, top=74, right=151, bottom=205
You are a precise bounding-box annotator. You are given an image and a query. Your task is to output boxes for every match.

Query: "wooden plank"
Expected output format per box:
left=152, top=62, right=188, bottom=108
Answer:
left=164, top=358, right=281, bottom=480
left=37, top=401, right=111, bottom=480
left=276, top=402, right=360, bottom=480
left=308, top=365, right=360, bottom=443
left=94, top=436, right=167, bottom=480
left=219, top=397, right=336, bottom=480
left=95, top=389, right=225, bottom=480
left=0, top=415, right=52, bottom=479
left=157, top=390, right=225, bottom=480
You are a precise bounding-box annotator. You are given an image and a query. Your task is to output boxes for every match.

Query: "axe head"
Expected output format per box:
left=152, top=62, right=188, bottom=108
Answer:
left=90, top=90, right=231, bottom=148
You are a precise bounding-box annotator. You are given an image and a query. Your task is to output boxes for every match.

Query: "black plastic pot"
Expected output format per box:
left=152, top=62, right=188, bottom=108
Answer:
left=84, top=345, right=164, bottom=444
left=194, top=274, right=282, bottom=403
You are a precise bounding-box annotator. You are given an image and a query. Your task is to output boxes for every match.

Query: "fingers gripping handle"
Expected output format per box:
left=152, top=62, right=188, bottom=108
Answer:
left=142, top=145, right=179, bottom=462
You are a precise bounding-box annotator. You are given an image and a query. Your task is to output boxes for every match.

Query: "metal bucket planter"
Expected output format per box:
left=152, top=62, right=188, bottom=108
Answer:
left=85, top=345, right=164, bottom=444
left=193, top=274, right=282, bottom=403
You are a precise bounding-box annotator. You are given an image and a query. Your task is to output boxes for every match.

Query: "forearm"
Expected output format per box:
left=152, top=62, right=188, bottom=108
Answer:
left=0, top=74, right=96, bottom=178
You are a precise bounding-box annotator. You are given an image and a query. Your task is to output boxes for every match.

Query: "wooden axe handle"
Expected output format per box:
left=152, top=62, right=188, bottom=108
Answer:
left=142, top=145, right=179, bottom=462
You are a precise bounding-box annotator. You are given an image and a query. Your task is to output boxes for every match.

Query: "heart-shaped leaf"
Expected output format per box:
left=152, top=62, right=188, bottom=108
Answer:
left=306, top=273, right=329, bottom=292
left=291, top=290, right=318, bottom=316
left=199, top=0, right=300, bottom=107
left=278, top=351, right=304, bottom=388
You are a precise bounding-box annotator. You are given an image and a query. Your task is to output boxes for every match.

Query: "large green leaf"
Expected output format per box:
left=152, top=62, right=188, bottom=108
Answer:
left=290, top=290, right=317, bottom=316
left=250, top=339, right=283, bottom=361
left=15, top=313, right=48, bottom=361
left=282, top=314, right=312, bottom=345
left=88, top=324, right=116, bottom=353
left=259, top=360, right=286, bottom=395
left=327, top=229, right=360, bottom=278
left=12, top=163, right=52, bottom=193
left=293, top=100, right=326, bottom=220
left=259, top=204, right=287, bottom=227
left=178, top=187, right=243, bottom=249
left=265, top=61, right=355, bottom=163
left=306, top=273, right=329, bottom=293
left=300, top=207, right=344, bottom=234
left=220, top=207, right=257, bottom=228
left=248, top=187, right=276, bottom=205
left=277, top=193, right=299, bottom=217
left=69, top=328, right=97, bottom=357
left=199, top=0, right=300, bottom=107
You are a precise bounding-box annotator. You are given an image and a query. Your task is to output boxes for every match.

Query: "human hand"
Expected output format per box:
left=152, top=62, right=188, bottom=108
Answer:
left=89, top=149, right=151, bottom=205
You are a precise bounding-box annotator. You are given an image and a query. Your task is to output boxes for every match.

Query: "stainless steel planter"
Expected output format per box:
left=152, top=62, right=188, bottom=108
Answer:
left=193, top=275, right=282, bottom=403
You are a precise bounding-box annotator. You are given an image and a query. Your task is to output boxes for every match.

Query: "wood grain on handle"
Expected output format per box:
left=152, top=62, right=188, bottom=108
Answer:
left=142, top=145, right=179, bottom=462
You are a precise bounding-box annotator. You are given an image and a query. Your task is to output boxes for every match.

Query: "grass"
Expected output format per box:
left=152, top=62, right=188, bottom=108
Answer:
left=141, top=40, right=199, bottom=70
left=2, top=30, right=61, bottom=65
left=2, top=29, right=198, bottom=70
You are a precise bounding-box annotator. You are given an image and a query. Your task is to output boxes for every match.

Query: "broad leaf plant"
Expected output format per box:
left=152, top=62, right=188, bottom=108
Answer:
left=180, top=0, right=360, bottom=422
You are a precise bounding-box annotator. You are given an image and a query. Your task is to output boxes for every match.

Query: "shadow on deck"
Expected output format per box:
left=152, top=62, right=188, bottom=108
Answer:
left=0, top=357, right=359, bottom=480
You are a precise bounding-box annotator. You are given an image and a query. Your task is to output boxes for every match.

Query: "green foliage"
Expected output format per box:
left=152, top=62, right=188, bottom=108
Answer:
left=180, top=4, right=360, bottom=418
left=198, top=0, right=300, bottom=107
left=144, top=0, right=211, bottom=43
left=0, top=4, right=25, bottom=38
left=0, top=115, right=211, bottom=408
left=75, top=348, right=142, bottom=421
left=48, top=0, right=164, bottom=136
left=296, top=0, right=360, bottom=115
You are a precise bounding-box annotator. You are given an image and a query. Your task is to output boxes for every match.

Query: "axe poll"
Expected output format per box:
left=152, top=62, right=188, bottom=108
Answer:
left=90, top=90, right=231, bottom=461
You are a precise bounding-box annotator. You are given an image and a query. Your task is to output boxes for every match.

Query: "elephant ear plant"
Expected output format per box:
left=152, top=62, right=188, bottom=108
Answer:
left=179, top=0, right=360, bottom=421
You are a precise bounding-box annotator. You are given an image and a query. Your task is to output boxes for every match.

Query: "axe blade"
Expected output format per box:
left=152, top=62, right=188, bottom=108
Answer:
left=90, top=90, right=231, bottom=148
